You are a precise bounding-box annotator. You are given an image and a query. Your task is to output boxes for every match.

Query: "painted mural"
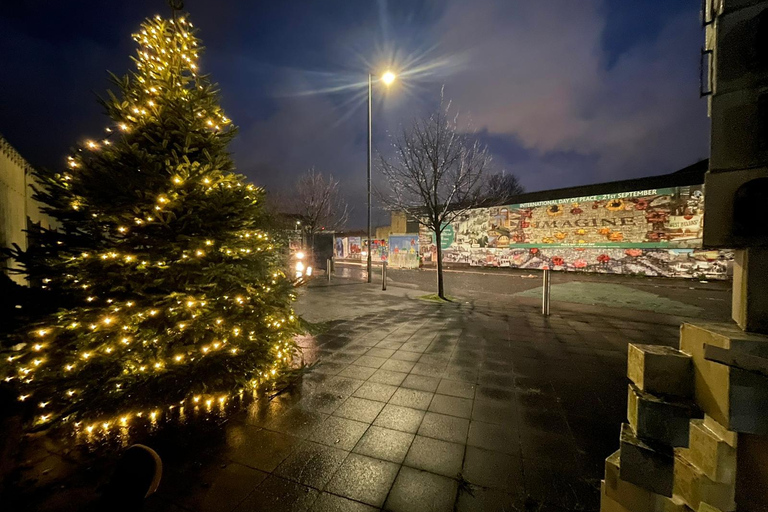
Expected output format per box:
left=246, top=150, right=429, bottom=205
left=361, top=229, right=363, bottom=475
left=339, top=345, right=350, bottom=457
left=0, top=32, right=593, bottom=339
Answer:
left=388, top=235, right=420, bottom=269
left=365, top=239, right=388, bottom=262
left=334, top=237, right=388, bottom=261
left=419, top=185, right=732, bottom=279
left=335, top=236, right=363, bottom=259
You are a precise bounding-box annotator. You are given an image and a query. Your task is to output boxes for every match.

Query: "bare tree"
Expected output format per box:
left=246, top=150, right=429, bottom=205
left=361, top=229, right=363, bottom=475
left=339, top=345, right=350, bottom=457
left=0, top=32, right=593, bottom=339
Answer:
left=484, top=172, right=524, bottom=204
left=292, top=168, right=349, bottom=243
left=377, top=97, right=491, bottom=299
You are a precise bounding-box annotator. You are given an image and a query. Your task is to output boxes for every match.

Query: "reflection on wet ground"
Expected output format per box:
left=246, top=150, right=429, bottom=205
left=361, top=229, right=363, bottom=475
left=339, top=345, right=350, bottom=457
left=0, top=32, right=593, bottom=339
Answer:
left=6, top=278, right=685, bottom=511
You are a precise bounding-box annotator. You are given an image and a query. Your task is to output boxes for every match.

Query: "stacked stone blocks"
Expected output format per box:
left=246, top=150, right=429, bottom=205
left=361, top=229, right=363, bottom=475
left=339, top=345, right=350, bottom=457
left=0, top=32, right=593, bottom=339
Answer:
left=600, top=327, right=768, bottom=512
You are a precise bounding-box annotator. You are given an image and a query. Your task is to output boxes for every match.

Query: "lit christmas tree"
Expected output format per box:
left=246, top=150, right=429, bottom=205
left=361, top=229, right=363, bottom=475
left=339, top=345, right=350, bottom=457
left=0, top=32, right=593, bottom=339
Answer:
left=3, top=11, right=299, bottom=433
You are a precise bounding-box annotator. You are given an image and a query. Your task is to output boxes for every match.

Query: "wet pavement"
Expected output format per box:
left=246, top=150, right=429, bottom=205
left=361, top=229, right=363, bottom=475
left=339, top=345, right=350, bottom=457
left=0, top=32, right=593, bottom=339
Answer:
left=137, top=277, right=699, bottom=512
left=334, top=261, right=732, bottom=322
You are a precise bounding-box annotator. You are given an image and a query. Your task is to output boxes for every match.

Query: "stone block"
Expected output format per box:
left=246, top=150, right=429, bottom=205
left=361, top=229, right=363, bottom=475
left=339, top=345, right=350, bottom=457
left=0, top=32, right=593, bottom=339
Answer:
left=703, top=415, right=738, bottom=448
left=605, top=450, right=658, bottom=511
left=605, top=450, right=688, bottom=512
left=731, top=248, right=768, bottom=334
left=674, top=450, right=736, bottom=512
left=679, top=322, right=768, bottom=434
left=619, top=423, right=674, bottom=497
left=601, top=480, right=632, bottom=512
left=687, top=419, right=737, bottom=484
left=628, top=384, right=699, bottom=447
left=662, top=495, right=690, bottom=512
left=627, top=344, right=693, bottom=397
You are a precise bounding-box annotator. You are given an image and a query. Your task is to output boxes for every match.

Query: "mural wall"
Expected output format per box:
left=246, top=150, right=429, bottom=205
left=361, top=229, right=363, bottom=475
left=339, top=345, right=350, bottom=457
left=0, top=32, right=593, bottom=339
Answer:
left=334, top=236, right=363, bottom=260
left=333, top=235, right=419, bottom=268
left=388, top=235, right=420, bottom=269
left=419, top=185, right=732, bottom=279
left=365, top=239, right=388, bottom=262
left=334, top=237, right=388, bottom=261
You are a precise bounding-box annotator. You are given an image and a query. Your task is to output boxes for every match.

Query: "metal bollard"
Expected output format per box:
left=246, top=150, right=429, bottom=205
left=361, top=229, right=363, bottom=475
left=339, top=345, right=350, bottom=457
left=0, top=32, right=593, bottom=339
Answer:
left=327, top=259, right=332, bottom=282
left=542, top=268, right=551, bottom=316
left=382, top=261, right=387, bottom=291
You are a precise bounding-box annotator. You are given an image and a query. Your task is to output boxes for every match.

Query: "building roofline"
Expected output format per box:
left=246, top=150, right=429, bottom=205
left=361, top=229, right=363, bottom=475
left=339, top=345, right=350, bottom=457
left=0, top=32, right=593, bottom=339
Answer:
left=491, top=159, right=708, bottom=207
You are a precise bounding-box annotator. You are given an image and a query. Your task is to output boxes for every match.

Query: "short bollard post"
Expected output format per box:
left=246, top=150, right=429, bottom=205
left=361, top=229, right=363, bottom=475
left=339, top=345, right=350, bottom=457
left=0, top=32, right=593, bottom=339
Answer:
left=382, top=261, right=387, bottom=291
left=542, top=267, right=551, bottom=316
left=327, top=259, right=332, bottom=282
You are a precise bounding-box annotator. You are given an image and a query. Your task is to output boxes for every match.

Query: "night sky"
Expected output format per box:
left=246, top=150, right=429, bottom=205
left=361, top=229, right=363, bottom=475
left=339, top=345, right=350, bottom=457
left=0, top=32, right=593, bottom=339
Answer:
left=0, top=1, right=708, bottom=228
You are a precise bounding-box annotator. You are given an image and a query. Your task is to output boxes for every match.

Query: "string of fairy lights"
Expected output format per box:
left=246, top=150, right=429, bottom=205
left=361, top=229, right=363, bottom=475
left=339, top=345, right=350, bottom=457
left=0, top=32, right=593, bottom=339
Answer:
left=2, top=14, right=300, bottom=438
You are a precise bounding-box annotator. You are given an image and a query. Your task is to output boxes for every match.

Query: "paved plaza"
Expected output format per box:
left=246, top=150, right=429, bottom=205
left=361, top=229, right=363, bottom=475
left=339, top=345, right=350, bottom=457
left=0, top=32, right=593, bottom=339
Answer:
left=5, top=275, right=724, bottom=511
left=139, top=277, right=700, bottom=512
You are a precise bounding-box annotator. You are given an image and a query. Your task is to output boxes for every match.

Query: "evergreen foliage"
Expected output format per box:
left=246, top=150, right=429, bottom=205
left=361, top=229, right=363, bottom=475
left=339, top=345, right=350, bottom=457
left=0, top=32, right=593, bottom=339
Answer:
left=2, top=12, right=299, bottom=432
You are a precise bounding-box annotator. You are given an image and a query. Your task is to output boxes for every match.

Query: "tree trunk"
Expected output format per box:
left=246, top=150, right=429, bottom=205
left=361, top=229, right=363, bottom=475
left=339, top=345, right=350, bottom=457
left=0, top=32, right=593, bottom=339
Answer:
left=435, top=228, right=445, bottom=299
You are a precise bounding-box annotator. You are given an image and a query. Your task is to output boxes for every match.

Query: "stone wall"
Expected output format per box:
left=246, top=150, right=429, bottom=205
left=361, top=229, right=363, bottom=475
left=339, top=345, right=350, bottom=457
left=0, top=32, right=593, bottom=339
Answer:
left=0, top=135, right=56, bottom=284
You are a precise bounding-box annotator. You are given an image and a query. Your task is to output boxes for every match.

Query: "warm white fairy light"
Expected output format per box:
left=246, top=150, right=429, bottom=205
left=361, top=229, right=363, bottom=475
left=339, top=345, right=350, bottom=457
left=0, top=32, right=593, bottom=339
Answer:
left=5, top=13, right=299, bottom=437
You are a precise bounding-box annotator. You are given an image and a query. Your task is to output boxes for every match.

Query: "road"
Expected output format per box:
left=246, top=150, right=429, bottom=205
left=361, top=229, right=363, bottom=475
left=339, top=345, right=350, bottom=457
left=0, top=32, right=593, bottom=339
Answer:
left=331, top=261, right=732, bottom=322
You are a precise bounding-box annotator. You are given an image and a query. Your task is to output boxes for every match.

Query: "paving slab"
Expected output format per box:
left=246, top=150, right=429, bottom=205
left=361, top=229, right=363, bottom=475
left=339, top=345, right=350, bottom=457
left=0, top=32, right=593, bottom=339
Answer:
left=15, top=277, right=721, bottom=511
left=325, top=453, right=400, bottom=507
left=384, top=466, right=458, bottom=512
left=372, top=404, right=425, bottom=434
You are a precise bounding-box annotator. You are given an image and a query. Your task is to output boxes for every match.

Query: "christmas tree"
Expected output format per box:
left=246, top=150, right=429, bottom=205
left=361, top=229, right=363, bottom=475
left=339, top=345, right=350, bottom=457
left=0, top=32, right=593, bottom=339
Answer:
left=3, top=11, right=298, bottom=433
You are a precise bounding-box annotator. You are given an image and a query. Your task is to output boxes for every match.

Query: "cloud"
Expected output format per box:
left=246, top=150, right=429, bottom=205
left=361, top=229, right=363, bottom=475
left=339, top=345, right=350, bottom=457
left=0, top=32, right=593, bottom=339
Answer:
left=429, top=0, right=708, bottom=190
left=230, top=0, right=709, bottom=227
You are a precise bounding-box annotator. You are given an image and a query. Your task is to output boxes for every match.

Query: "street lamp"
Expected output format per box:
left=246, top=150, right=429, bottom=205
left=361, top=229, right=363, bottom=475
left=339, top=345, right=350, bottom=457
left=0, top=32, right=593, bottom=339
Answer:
left=367, top=70, right=396, bottom=282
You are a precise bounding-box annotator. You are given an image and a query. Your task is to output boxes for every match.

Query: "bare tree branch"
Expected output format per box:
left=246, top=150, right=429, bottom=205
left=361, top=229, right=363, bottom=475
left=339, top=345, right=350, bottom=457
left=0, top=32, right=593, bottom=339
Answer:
left=289, top=168, right=349, bottom=235
left=483, top=172, right=525, bottom=205
left=375, top=93, right=491, bottom=298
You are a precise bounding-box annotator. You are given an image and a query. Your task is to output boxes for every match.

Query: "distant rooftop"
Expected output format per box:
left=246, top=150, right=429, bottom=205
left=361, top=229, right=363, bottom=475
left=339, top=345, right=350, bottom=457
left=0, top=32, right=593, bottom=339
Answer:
left=497, top=159, right=708, bottom=206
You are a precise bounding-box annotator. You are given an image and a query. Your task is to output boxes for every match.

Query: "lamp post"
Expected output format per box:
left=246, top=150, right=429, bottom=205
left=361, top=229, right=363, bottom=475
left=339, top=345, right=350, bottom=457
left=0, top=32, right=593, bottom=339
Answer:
left=367, top=71, right=396, bottom=283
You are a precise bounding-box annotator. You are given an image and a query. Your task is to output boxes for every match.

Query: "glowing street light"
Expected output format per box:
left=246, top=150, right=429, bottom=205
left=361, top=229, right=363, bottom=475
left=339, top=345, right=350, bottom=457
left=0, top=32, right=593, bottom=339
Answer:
left=366, top=70, right=396, bottom=283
